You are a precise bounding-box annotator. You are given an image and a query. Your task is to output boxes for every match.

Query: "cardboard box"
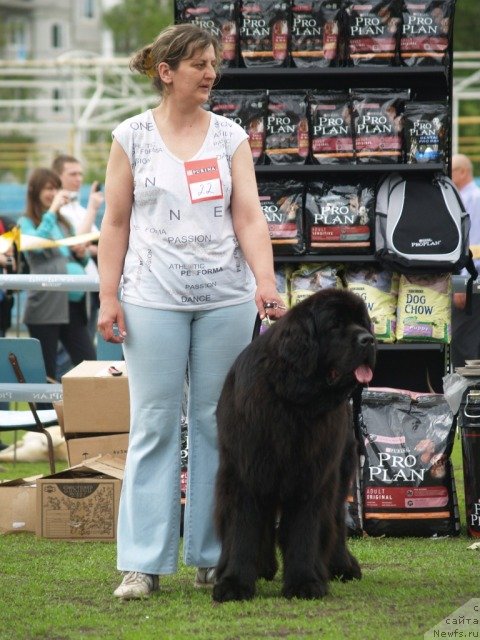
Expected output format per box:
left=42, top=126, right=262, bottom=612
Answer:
left=62, top=361, right=130, bottom=434
left=67, top=433, right=129, bottom=466
left=53, top=400, right=64, bottom=437
left=36, top=455, right=124, bottom=541
left=0, top=476, right=40, bottom=535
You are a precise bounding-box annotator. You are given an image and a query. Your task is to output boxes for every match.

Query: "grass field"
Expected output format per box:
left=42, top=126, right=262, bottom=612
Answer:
left=0, top=433, right=479, bottom=640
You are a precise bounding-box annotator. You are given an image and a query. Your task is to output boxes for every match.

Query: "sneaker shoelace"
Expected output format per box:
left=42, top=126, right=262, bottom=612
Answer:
left=122, top=571, right=151, bottom=585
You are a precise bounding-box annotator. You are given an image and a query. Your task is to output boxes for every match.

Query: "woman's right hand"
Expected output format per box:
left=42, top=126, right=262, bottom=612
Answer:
left=97, top=296, right=127, bottom=343
left=50, top=189, right=71, bottom=213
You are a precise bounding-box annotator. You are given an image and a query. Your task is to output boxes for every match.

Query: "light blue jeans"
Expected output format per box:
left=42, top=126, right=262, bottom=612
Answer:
left=117, top=300, right=257, bottom=574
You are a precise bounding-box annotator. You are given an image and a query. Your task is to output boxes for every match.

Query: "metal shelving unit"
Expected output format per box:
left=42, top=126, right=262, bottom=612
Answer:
left=217, top=60, right=454, bottom=392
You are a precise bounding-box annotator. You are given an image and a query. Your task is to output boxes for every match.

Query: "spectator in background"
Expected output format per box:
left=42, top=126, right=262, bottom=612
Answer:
left=52, top=154, right=103, bottom=337
left=0, top=215, right=17, bottom=439
left=451, top=153, right=480, bottom=369
left=17, top=168, right=96, bottom=380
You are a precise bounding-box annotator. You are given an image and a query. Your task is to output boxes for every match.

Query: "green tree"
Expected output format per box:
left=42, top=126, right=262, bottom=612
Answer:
left=103, top=0, right=173, bottom=55
left=454, top=0, right=480, bottom=51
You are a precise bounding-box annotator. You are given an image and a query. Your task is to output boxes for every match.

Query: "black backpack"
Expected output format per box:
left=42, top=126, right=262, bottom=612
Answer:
left=375, top=172, right=478, bottom=312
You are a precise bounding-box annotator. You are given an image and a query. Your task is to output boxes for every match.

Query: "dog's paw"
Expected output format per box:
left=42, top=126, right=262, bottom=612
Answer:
left=212, top=577, right=255, bottom=603
left=282, top=579, right=328, bottom=600
left=329, top=553, right=362, bottom=582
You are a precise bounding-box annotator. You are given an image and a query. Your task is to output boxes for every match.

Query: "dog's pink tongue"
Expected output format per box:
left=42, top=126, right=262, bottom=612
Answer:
left=354, top=365, right=373, bottom=384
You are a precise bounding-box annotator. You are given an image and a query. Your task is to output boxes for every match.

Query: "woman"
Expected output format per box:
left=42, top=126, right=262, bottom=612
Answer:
left=17, top=168, right=96, bottom=380
left=97, top=23, right=285, bottom=600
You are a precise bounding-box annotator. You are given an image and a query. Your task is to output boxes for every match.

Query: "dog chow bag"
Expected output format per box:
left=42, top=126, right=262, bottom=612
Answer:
left=274, top=263, right=293, bottom=309
left=289, top=263, right=342, bottom=306
left=360, top=388, right=460, bottom=537
left=396, top=273, right=452, bottom=343
left=345, top=266, right=399, bottom=343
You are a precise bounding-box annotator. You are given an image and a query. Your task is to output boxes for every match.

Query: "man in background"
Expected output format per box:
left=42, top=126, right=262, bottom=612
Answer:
left=52, top=155, right=103, bottom=338
left=451, top=153, right=480, bottom=369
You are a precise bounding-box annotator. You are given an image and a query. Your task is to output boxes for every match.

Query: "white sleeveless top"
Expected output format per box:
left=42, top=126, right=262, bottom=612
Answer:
left=112, top=109, right=256, bottom=310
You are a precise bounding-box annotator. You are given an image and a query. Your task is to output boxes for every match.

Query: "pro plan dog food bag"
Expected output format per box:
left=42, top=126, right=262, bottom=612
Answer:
left=176, top=1, right=238, bottom=67
left=266, top=91, right=309, bottom=164
left=351, top=89, right=408, bottom=163
left=289, top=263, right=342, bottom=306
left=309, top=91, right=354, bottom=164
left=290, top=0, right=342, bottom=68
left=257, top=180, right=305, bottom=255
left=304, top=181, right=374, bottom=254
left=209, top=90, right=267, bottom=165
left=240, top=0, right=290, bottom=67
left=344, top=0, right=402, bottom=66
left=403, top=101, right=449, bottom=164
left=345, top=266, right=399, bottom=342
left=360, top=388, right=460, bottom=537
left=346, top=467, right=364, bottom=537
left=396, top=273, right=452, bottom=343
left=401, top=0, right=456, bottom=66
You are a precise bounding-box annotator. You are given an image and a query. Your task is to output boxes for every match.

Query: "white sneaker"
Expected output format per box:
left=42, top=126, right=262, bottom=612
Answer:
left=113, top=571, right=159, bottom=599
left=194, top=567, right=216, bottom=588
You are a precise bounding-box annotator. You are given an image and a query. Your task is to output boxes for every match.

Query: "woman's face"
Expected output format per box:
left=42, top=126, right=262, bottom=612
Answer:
left=39, top=181, right=58, bottom=210
left=167, top=45, right=217, bottom=104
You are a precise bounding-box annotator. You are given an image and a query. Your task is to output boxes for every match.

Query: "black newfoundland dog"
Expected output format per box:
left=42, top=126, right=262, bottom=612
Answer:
left=213, top=288, right=376, bottom=602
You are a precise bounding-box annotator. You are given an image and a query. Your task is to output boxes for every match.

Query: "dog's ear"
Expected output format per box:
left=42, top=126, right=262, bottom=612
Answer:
left=276, top=322, right=320, bottom=375
left=269, top=312, right=325, bottom=398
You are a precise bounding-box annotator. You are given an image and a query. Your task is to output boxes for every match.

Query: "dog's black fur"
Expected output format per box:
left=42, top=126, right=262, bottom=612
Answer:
left=213, top=288, right=376, bottom=602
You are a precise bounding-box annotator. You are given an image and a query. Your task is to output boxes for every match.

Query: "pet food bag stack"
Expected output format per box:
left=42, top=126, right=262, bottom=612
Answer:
left=359, top=388, right=460, bottom=537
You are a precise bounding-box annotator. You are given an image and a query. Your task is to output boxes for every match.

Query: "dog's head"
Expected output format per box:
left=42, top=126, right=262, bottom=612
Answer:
left=267, top=288, right=376, bottom=402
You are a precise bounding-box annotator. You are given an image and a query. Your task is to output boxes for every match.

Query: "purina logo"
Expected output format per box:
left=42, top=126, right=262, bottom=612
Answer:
left=411, top=238, right=442, bottom=248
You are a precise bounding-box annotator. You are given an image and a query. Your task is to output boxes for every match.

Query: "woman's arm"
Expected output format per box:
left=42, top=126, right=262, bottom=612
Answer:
left=97, top=139, right=133, bottom=342
left=18, top=189, right=68, bottom=239
left=230, top=139, right=285, bottom=320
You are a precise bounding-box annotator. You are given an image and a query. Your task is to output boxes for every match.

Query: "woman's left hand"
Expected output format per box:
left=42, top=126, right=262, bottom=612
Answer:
left=255, top=284, right=287, bottom=320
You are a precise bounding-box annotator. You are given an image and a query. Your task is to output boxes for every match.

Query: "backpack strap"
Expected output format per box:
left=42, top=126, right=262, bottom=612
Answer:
left=435, top=174, right=478, bottom=315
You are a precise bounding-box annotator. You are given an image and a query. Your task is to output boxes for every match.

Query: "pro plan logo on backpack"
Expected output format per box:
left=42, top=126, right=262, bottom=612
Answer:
left=411, top=238, right=442, bottom=249
left=375, top=172, right=477, bottom=273
left=374, top=172, right=478, bottom=312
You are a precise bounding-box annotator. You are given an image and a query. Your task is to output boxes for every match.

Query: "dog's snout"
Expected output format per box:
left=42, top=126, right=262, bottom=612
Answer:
left=358, top=331, right=374, bottom=348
